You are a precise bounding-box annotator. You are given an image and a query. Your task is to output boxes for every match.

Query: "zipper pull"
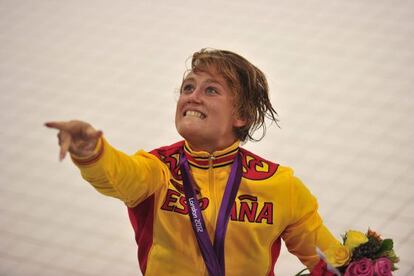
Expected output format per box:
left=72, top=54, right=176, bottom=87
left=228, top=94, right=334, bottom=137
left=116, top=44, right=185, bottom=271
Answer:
left=209, top=155, right=215, bottom=167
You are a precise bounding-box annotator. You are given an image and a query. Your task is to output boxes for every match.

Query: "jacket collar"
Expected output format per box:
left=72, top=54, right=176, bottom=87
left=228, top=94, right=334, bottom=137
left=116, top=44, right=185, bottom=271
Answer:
left=183, top=140, right=240, bottom=169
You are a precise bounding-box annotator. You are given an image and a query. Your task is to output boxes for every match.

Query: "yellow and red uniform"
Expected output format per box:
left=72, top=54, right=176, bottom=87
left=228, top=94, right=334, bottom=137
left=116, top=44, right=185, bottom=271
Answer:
left=72, top=138, right=339, bottom=275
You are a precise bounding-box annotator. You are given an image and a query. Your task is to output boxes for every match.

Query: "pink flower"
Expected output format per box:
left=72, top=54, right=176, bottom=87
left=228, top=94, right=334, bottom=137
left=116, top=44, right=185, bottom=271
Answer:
left=373, top=257, right=392, bottom=276
left=344, top=258, right=373, bottom=276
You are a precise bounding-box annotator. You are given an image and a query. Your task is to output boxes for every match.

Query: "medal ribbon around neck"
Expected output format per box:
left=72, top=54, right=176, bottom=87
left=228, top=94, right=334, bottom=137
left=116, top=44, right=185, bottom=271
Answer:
left=179, top=149, right=242, bottom=276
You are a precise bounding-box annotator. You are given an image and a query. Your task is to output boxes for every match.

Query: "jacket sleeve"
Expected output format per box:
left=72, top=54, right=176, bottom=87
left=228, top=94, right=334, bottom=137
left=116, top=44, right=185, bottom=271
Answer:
left=281, top=175, right=340, bottom=269
left=71, top=137, right=169, bottom=207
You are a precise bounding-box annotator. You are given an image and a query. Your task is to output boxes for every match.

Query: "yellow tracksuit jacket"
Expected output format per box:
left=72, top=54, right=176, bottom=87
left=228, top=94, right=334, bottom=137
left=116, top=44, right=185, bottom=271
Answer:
left=72, top=138, right=339, bottom=275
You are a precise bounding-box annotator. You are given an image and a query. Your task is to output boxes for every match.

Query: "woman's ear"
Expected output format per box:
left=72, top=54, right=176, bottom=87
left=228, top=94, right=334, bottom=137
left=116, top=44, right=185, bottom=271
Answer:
left=233, top=117, right=247, bottom=128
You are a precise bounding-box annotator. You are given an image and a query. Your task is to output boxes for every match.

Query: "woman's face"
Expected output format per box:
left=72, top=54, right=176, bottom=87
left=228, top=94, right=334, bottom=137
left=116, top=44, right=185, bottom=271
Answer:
left=175, top=70, right=245, bottom=153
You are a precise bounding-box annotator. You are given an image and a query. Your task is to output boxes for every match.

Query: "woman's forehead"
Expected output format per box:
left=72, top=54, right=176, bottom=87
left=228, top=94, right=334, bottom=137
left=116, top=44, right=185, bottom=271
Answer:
left=183, top=69, right=226, bottom=84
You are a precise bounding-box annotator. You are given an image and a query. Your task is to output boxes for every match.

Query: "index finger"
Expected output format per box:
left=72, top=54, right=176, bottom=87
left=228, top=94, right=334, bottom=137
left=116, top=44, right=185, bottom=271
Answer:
left=44, top=121, right=70, bottom=131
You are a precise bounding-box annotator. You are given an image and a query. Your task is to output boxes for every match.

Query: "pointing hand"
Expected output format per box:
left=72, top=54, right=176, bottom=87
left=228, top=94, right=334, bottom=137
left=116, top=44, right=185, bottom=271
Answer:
left=45, top=120, right=103, bottom=161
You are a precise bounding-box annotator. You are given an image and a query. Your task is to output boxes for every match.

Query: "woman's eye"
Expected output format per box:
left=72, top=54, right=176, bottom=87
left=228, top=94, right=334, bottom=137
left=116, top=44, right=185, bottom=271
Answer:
left=206, top=87, right=218, bottom=95
left=182, top=84, right=194, bottom=93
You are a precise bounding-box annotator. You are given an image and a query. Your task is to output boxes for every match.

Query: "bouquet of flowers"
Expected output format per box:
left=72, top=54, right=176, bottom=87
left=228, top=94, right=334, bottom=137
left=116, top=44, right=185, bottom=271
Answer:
left=297, top=229, right=399, bottom=276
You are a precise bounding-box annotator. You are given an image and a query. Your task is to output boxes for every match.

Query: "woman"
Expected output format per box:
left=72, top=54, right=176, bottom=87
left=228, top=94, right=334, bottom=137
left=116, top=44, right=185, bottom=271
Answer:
left=46, top=49, right=340, bottom=276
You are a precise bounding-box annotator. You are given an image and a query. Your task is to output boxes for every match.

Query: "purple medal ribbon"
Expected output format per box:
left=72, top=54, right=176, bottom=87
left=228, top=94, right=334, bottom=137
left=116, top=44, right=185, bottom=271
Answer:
left=180, top=149, right=242, bottom=276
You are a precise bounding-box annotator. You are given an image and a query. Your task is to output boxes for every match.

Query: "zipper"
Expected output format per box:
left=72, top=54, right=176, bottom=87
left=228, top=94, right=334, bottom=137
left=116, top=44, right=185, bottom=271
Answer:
left=205, top=154, right=216, bottom=276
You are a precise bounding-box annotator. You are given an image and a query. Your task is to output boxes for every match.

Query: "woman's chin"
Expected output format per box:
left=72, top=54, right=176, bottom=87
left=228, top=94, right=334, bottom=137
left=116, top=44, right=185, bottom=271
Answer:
left=179, top=131, right=204, bottom=144
left=177, top=124, right=204, bottom=139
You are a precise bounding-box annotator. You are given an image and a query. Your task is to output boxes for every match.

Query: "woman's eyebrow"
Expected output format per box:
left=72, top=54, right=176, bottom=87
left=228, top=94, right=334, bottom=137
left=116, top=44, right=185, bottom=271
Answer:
left=182, top=77, right=196, bottom=83
left=182, top=76, right=224, bottom=87
left=204, top=78, right=224, bottom=87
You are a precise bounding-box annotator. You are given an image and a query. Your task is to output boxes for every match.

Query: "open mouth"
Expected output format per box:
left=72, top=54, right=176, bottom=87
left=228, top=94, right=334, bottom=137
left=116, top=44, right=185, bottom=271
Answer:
left=184, top=110, right=206, bottom=119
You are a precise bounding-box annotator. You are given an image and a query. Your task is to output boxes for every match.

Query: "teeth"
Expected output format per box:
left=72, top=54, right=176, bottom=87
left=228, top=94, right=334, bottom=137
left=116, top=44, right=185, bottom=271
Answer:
left=185, top=110, right=205, bottom=119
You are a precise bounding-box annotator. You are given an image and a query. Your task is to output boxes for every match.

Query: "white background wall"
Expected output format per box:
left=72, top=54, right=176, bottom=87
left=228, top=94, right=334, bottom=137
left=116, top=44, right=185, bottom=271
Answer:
left=0, top=0, right=413, bottom=275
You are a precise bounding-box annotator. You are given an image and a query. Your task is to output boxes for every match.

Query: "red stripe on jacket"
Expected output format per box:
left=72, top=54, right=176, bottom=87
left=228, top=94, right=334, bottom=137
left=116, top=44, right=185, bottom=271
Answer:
left=268, top=237, right=281, bottom=276
left=128, top=195, right=155, bottom=274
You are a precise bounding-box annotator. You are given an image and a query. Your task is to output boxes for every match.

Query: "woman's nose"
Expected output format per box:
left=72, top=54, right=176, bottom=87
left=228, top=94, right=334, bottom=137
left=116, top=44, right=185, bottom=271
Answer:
left=186, top=88, right=202, bottom=103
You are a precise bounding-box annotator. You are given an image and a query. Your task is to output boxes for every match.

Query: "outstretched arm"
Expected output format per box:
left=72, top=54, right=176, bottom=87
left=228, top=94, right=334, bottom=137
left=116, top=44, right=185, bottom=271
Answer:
left=45, top=120, right=168, bottom=207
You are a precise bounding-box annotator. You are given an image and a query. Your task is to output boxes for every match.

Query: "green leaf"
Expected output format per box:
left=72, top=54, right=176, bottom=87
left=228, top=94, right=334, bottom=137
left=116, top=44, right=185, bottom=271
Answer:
left=376, top=239, right=394, bottom=257
left=380, top=239, right=394, bottom=251
left=385, top=249, right=400, bottom=263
